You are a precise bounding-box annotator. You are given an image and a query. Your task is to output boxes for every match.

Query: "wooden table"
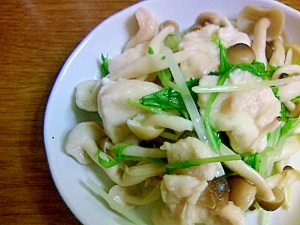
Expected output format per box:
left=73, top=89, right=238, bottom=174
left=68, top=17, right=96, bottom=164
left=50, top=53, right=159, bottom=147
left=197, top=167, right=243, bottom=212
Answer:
left=0, top=0, right=299, bottom=224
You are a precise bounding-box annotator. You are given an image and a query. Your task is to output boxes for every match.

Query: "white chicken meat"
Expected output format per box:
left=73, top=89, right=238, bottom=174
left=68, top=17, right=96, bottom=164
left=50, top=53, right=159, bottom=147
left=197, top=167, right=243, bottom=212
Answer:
left=97, top=79, right=162, bottom=143
left=161, top=137, right=218, bottom=180
left=152, top=137, right=245, bottom=225
left=179, top=24, right=251, bottom=81
left=198, top=70, right=281, bottom=153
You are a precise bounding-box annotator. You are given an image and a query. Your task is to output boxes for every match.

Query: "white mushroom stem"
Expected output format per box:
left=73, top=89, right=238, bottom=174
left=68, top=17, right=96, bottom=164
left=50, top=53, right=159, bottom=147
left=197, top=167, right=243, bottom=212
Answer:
left=75, top=80, right=101, bottom=112
left=250, top=119, right=281, bottom=150
left=148, top=25, right=176, bottom=54
left=277, top=78, right=300, bottom=101
left=272, top=65, right=300, bottom=79
left=122, top=182, right=161, bottom=205
left=121, top=145, right=167, bottom=158
left=283, top=101, right=296, bottom=112
left=142, top=113, right=193, bottom=132
left=269, top=38, right=285, bottom=67
left=106, top=50, right=196, bottom=81
left=221, top=17, right=234, bottom=27
left=86, top=143, right=165, bottom=186
left=125, top=7, right=158, bottom=50
left=273, top=135, right=300, bottom=162
left=284, top=48, right=293, bottom=65
left=220, top=144, right=275, bottom=201
left=65, top=122, right=105, bottom=164
left=251, top=17, right=270, bottom=67
left=108, top=182, right=161, bottom=207
left=265, top=167, right=300, bottom=189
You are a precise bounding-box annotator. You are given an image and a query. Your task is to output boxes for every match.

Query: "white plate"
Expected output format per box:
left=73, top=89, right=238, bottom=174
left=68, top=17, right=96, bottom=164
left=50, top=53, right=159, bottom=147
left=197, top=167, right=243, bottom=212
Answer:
left=44, top=0, right=300, bottom=224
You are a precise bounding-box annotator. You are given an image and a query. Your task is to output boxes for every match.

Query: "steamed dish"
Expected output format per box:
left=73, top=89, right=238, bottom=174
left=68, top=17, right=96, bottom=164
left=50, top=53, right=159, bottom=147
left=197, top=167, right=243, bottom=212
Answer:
left=65, top=5, right=300, bottom=225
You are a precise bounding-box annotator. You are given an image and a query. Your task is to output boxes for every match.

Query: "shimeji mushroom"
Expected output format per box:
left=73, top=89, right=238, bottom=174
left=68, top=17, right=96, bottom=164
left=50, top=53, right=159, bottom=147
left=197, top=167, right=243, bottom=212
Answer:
left=258, top=166, right=300, bottom=211
left=226, top=43, right=255, bottom=65
left=273, top=135, right=300, bottom=162
left=127, top=113, right=193, bottom=140
left=265, top=166, right=300, bottom=190
left=75, top=80, right=101, bottom=112
left=196, top=12, right=222, bottom=27
left=106, top=50, right=196, bottom=81
left=148, top=20, right=179, bottom=54
left=127, top=115, right=164, bottom=140
left=67, top=122, right=166, bottom=186
left=284, top=42, right=300, bottom=64
left=272, top=65, right=300, bottom=80
left=269, top=38, right=286, bottom=67
left=220, top=144, right=275, bottom=202
left=227, top=175, right=257, bottom=211
left=256, top=187, right=285, bottom=211
left=108, top=182, right=161, bottom=209
left=125, top=7, right=158, bottom=50
left=187, top=12, right=222, bottom=33
left=65, top=121, right=105, bottom=164
left=237, top=5, right=285, bottom=66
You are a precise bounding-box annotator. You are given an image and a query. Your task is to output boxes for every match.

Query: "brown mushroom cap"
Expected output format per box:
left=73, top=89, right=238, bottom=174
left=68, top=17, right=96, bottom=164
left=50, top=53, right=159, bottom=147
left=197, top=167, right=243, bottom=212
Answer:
left=256, top=187, right=285, bottom=211
left=228, top=175, right=257, bottom=211
left=196, top=12, right=221, bottom=26
left=226, top=43, right=255, bottom=65
left=187, top=24, right=202, bottom=33
left=237, top=5, right=285, bottom=42
left=159, top=20, right=180, bottom=35
left=199, top=176, right=229, bottom=209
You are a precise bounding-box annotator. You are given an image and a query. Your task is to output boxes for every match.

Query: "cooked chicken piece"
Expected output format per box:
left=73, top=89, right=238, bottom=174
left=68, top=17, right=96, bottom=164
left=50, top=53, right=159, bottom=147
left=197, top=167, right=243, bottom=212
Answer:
left=97, top=79, right=162, bottom=143
left=152, top=174, right=207, bottom=225
left=161, top=137, right=218, bottom=181
left=161, top=175, right=208, bottom=206
left=198, top=70, right=281, bottom=153
left=179, top=24, right=251, bottom=80
left=152, top=174, right=245, bottom=225
left=193, top=201, right=246, bottom=225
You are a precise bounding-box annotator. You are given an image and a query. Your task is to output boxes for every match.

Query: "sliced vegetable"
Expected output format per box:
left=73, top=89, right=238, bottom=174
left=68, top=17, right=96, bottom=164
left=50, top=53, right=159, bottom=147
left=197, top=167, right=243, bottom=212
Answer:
left=86, top=178, right=148, bottom=225
left=165, top=154, right=241, bottom=173
left=163, top=48, right=209, bottom=144
left=99, top=54, right=110, bottom=76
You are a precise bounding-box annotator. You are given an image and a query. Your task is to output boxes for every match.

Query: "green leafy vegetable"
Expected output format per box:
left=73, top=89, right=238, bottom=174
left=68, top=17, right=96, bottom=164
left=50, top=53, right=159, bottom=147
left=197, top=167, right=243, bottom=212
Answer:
left=127, top=98, right=168, bottom=115
left=99, top=54, right=110, bottom=76
left=164, top=32, right=184, bottom=53
left=139, top=78, right=200, bottom=119
left=244, top=153, right=260, bottom=171
left=97, top=150, right=118, bottom=168
left=112, top=143, right=167, bottom=164
left=166, top=154, right=241, bottom=173
left=140, top=88, right=186, bottom=111
left=148, top=46, right=155, bottom=55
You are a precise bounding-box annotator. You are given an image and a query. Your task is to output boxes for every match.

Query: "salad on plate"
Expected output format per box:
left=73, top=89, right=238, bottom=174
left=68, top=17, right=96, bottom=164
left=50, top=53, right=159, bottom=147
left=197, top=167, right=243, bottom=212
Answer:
left=64, top=4, right=300, bottom=225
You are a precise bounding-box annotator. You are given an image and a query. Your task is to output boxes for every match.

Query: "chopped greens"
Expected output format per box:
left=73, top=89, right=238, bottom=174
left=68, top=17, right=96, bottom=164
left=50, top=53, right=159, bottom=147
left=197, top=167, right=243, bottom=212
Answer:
left=97, top=150, right=118, bottom=168
left=166, top=154, right=241, bottom=173
left=99, top=54, right=110, bottom=76
left=139, top=78, right=199, bottom=119
left=164, top=32, right=184, bottom=53
left=163, top=48, right=208, bottom=143
left=98, top=143, right=241, bottom=174
left=140, top=88, right=186, bottom=111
